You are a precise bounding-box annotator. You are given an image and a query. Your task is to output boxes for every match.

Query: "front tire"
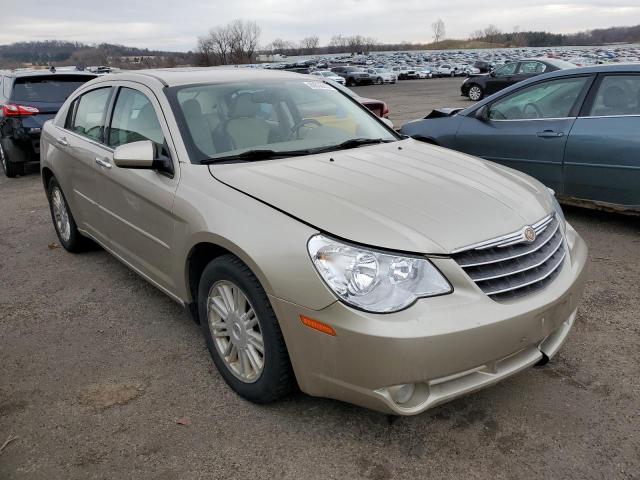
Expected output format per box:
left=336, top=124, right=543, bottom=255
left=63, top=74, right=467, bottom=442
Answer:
left=468, top=85, right=484, bottom=101
left=375, top=77, right=383, bottom=85
left=198, top=254, right=295, bottom=403
left=0, top=139, right=25, bottom=178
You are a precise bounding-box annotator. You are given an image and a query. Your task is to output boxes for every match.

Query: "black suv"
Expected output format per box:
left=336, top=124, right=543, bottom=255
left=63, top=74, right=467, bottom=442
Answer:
left=330, top=66, right=372, bottom=87
left=461, top=58, right=576, bottom=101
left=0, top=69, right=95, bottom=177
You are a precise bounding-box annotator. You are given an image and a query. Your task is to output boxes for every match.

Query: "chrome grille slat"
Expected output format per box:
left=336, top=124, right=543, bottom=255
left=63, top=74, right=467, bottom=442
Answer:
left=457, top=221, right=560, bottom=268
left=451, top=214, right=567, bottom=301
left=468, top=231, right=564, bottom=282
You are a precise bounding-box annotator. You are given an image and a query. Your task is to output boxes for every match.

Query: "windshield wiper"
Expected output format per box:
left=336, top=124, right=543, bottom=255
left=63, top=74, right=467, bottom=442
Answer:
left=201, top=148, right=313, bottom=164
left=310, top=137, right=394, bottom=154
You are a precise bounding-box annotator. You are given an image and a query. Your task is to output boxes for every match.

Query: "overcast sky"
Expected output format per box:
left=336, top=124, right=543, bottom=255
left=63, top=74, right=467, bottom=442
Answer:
left=2, top=1, right=639, bottom=51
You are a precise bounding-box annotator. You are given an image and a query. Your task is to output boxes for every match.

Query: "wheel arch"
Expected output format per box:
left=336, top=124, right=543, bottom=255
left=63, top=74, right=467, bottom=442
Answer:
left=184, top=236, right=274, bottom=324
left=42, top=166, right=55, bottom=190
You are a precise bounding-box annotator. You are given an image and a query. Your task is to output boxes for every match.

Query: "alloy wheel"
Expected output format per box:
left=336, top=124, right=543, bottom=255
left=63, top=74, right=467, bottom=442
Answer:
left=207, top=280, right=265, bottom=383
left=469, top=86, right=482, bottom=101
left=51, top=186, right=71, bottom=242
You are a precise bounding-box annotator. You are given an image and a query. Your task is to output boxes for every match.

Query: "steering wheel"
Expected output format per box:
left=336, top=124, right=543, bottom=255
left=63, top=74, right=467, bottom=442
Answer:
left=523, top=103, right=543, bottom=119
left=290, top=118, right=322, bottom=139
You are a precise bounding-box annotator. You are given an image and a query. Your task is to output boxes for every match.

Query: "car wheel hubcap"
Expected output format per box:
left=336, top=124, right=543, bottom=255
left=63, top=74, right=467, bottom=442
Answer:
left=51, top=187, right=71, bottom=242
left=207, top=280, right=264, bottom=383
left=470, top=87, right=481, bottom=100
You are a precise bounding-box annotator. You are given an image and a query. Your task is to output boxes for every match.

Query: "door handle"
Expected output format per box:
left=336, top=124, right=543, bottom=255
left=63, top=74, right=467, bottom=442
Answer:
left=56, top=137, right=69, bottom=147
left=537, top=130, right=564, bottom=138
left=95, top=157, right=112, bottom=169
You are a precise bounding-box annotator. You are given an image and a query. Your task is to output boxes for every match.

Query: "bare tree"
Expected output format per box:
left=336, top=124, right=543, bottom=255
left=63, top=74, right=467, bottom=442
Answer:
left=484, top=24, right=502, bottom=45
left=469, top=29, right=485, bottom=41
left=300, top=36, right=320, bottom=54
left=196, top=19, right=261, bottom=66
left=431, top=19, right=445, bottom=44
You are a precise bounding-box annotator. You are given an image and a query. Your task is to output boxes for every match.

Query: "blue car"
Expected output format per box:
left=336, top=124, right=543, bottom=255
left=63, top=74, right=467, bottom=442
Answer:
left=400, top=64, right=640, bottom=213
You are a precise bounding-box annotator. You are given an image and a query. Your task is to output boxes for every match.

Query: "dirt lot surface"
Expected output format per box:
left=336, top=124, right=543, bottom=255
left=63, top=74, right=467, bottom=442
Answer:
left=1, top=79, right=639, bottom=480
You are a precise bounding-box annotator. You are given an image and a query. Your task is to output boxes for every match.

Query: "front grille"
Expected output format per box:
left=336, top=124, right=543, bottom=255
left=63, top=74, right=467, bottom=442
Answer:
left=451, top=214, right=566, bottom=301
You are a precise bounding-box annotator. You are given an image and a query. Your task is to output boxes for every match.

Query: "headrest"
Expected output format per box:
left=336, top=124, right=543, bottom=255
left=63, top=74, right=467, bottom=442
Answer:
left=182, top=98, right=203, bottom=118
left=602, top=86, right=628, bottom=110
left=230, top=94, right=260, bottom=118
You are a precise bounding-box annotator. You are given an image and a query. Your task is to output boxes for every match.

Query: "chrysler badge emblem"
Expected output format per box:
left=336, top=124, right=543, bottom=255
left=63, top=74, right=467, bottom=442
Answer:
left=524, top=226, right=536, bottom=242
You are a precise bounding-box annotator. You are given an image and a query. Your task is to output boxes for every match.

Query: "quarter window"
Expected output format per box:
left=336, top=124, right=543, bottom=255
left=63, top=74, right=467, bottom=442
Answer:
left=68, top=88, right=111, bottom=142
left=588, top=75, right=640, bottom=117
left=108, top=88, right=165, bottom=148
left=488, top=77, right=588, bottom=120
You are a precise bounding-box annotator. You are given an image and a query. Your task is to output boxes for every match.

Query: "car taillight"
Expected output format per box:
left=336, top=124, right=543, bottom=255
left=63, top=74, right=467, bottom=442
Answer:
left=2, top=104, right=39, bottom=117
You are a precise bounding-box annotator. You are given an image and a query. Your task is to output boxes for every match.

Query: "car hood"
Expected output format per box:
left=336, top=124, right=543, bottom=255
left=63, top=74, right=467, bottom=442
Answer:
left=209, top=139, right=553, bottom=255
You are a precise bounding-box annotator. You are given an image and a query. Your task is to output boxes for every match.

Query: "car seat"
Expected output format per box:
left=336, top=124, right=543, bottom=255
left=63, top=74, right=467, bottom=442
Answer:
left=224, top=94, right=272, bottom=150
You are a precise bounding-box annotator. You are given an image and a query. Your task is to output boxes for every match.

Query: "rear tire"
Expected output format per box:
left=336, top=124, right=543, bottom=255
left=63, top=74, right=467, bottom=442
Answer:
left=46, top=177, right=90, bottom=252
left=0, top=139, right=26, bottom=178
left=375, top=77, right=383, bottom=85
left=468, top=85, right=484, bottom=101
left=198, top=254, right=295, bottom=403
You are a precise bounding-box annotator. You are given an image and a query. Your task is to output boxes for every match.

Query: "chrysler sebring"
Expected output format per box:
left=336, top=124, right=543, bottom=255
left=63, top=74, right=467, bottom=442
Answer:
left=40, top=68, right=588, bottom=415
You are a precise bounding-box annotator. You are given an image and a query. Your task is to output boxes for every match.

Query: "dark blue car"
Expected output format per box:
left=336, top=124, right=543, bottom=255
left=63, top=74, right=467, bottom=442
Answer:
left=401, top=64, right=640, bottom=212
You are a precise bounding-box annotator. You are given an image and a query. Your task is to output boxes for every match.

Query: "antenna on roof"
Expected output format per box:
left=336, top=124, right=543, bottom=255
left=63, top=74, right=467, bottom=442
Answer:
left=49, top=65, right=56, bottom=73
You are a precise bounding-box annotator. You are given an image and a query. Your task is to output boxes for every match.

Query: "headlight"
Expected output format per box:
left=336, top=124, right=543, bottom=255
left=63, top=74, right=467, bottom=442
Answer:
left=307, top=235, right=452, bottom=313
left=548, top=188, right=566, bottom=233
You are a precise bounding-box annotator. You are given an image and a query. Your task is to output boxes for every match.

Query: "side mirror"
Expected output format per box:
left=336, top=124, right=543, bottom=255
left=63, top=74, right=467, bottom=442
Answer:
left=113, top=140, right=156, bottom=169
left=475, top=105, right=489, bottom=121
left=381, top=117, right=394, bottom=129
left=490, top=71, right=496, bottom=77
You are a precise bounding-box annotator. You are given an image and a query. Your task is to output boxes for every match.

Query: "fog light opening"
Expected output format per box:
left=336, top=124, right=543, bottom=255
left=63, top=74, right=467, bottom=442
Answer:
left=388, top=383, right=416, bottom=405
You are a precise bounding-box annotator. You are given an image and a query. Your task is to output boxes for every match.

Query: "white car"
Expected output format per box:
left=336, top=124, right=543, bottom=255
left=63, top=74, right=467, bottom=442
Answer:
left=310, top=70, right=346, bottom=85
left=366, top=68, right=397, bottom=84
left=436, top=64, right=457, bottom=77
left=417, top=68, right=433, bottom=79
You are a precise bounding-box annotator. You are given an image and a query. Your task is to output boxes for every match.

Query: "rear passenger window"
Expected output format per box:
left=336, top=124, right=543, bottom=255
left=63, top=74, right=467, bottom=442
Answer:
left=69, top=88, right=111, bottom=142
left=518, top=62, right=546, bottom=74
left=588, top=75, right=640, bottom=117
left=108, top=88, right=165, bottom=148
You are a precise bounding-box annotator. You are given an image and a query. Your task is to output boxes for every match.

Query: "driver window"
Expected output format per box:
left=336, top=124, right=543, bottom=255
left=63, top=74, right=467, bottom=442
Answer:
left=488, top=77, right=588, bottom=120
left=495, top=63, right=517, bottom=76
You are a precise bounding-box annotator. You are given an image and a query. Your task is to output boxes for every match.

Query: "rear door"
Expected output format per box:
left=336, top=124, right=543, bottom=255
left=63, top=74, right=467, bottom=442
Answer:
left=454, top=75, right=593, bottom=193
left=563, top=73, right=640, bottom=208
left=53, top=86, right=113, bottom=235
left=93, top=82, right=180, bottom=292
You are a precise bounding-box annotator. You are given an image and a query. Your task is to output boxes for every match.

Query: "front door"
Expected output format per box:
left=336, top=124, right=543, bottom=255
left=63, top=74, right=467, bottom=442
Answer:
left=484, top=63, right=518, bottom=95
left=93, top=83, right=180, bottom=293
left=454, top=75, right=593, bottom=194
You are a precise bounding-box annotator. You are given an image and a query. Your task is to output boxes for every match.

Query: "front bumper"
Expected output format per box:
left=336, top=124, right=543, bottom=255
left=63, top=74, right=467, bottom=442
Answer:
left=270, top=224, right=588, bottom=415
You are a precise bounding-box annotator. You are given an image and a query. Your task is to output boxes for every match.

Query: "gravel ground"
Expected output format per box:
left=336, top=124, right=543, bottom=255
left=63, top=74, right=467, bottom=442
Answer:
left=1, top=79, right=639, bottom=480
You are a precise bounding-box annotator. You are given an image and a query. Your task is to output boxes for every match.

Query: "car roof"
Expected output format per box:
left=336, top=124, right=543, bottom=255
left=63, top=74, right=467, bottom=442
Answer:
left=92, top=67, right=315, bottom=87
left=460, top=63, right=640, bottom=116
left=1, top=69, right=96, bottom=79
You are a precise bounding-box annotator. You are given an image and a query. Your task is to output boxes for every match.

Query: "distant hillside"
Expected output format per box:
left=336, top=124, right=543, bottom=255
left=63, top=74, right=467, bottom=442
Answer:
left=0, top=40, right=196, bottom=69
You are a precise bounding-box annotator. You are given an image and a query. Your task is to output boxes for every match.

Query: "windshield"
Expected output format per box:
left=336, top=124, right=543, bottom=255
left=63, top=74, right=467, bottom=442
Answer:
left=168, top=79, right=397, bottom=163
left=12, top=75, right=95, bottom=103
